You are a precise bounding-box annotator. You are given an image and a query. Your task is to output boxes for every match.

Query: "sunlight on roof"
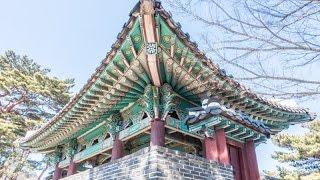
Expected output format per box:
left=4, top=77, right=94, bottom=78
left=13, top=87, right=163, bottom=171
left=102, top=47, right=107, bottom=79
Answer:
left=269, top=99, right=298, bottom=108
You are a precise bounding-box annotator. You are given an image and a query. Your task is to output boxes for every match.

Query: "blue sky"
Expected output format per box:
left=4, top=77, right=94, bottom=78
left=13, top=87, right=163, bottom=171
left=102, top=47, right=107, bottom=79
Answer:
left=0, top=0, right=318, bottom=174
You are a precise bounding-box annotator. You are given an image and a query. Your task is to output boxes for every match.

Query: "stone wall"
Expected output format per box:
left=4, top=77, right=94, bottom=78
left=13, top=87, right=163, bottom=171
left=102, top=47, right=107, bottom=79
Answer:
left=62, top=146, right=234, bottom=180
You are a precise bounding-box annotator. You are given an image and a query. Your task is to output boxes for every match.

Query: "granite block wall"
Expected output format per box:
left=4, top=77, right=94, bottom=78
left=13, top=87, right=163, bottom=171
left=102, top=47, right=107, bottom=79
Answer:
left=61, top=146, right=234, bottom=180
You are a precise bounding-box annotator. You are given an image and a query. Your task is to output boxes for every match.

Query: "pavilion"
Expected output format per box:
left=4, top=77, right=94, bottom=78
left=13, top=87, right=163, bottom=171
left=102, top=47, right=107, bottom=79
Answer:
left=19, top=1, right=315, bottom=180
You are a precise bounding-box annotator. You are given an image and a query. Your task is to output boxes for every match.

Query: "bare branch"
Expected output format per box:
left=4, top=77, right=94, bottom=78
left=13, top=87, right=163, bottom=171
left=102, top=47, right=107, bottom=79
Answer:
left=165, top=0, right=320, bottom=100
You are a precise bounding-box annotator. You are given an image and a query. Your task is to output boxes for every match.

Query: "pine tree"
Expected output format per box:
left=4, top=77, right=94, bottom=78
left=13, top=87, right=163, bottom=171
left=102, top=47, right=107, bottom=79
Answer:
left=0, top=50, right=74, bottom=179
left=271, top=120, right=320, bottom=179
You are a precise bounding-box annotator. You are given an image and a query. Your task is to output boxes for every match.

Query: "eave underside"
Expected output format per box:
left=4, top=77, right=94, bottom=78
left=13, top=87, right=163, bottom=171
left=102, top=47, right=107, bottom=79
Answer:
left=20, top=2, right=314, bottom=151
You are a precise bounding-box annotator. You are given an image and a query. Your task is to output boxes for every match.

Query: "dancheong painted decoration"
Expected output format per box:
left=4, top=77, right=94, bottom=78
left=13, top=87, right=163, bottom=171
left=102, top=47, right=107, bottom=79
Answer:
left=19, top=1, right=316, bottom=180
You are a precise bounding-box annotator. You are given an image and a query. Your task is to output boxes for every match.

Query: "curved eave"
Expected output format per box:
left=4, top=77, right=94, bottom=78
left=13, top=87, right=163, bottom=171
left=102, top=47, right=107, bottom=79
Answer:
left=186, top=104, right=271, bottom=137
left=155, top=5, right=316, bottom=123
left=20, top=7, right=143, bottom=149
left=20, top=1, right=316, bottom=151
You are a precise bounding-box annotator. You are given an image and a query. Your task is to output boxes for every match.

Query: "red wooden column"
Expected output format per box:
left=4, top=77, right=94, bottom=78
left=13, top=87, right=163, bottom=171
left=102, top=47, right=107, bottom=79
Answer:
left=52, top=163, right=62, bottom=180
left=245, top=140, right=260, bottom=180
left=150, top=118, right=165, bottom=146
left=215, top=128, right=230, bottom=165
left=240, top=147, right=250, bottom=180
left=111, top=134, right=124, bottom=161
left=203, top=136, right=219, bottom=161
left=67, top=157, right=77, bottom=176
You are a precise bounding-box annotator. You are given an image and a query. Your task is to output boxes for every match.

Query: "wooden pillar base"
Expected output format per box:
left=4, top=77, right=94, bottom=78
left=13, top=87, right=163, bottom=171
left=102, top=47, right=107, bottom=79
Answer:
left=203, top=136, right=219, bottom=161
left=111, top=134, right=124, bottom=161
left=150, top=118, right=165, bottom=147
left=52, top=163, right=62, bottom=180
left=67, top=157, right=77, bottom=176
left=245, top=140, right=260, bottom=180
left=215, top=128, right=230, bottom=165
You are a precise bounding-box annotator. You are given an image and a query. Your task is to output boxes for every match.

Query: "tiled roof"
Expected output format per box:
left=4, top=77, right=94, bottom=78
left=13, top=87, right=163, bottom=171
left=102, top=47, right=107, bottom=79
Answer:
left=156, top=3, right=316, bottom=117
left=19, top=1, right=315, bottom=148
left=185, top=101, right=271, bottom=136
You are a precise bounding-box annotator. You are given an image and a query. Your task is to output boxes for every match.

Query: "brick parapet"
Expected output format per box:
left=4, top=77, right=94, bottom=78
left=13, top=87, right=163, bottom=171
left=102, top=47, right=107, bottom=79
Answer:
left=62, top=146, right=234, bottom=180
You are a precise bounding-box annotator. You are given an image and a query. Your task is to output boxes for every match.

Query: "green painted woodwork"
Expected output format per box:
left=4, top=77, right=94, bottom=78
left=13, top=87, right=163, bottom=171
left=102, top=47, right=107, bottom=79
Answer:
left=143, top=85, right=155, bottom=118
left=109, top=113, right=123, bottom=135
left=82, top=125, right=109, bottom=144
left=75, top=142, right=103, bottom=162
left=188, top=116, right=222, bottom=132
left=119, top=116, right=151, bottom=140
left=156, top=16, right=310, bottom=131
left=60, top=86, right=150, bottom=148
left=44, top=152, right=59, bottom=166
left=55, top=82, right=272, bottom=165
left=58, top=158, right=70, bottom=168
left=53, top=146, right=62, bottom=164
left=159, top=18, right=175, bottom=51
left=152, top=86, right=160, bottom=116
left=71, top=115, right=150, bottom=163
left=166, top=117, right=189, bottom=132
left=58, top=83, right=148, bottom=146
left=61, top=111, right=114, bottom=145
left=74, top=138, right=113, bottom=163
left=159, top=84, right=179, bottom=119
left=167, top=114, right=267, bottom=143
left=122, top=99, right=146, bottom=125
left=66, top=139, right=78, bottom=158
left=24, top=8, right=312, bottom=154
left=125, top=134, right=150, bottom=154
left=31, top=18, right=147, bottom=147
left=176, top=98, right=197, bottom=119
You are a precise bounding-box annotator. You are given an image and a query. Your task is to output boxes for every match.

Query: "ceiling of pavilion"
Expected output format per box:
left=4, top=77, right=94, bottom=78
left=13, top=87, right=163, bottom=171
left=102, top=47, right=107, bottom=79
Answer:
left=19, top=1, right=315, bottom=151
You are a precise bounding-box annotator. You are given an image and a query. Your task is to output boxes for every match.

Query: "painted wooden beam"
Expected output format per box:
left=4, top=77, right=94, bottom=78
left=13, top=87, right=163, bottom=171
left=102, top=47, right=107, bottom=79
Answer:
left=119, top=117, right=151, bottom=140
left=73, top=138, right=113, bottom=163
left=165, top=132, right=201, bottom=149
left=141, top=0, right=162, bottom=87
left=58, top=158, right=70, bottom=169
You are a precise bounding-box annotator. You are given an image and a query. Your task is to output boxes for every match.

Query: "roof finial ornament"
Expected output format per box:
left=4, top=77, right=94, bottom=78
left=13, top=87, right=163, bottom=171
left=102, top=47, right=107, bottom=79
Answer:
left=140, top=0, right=155, bottom=15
